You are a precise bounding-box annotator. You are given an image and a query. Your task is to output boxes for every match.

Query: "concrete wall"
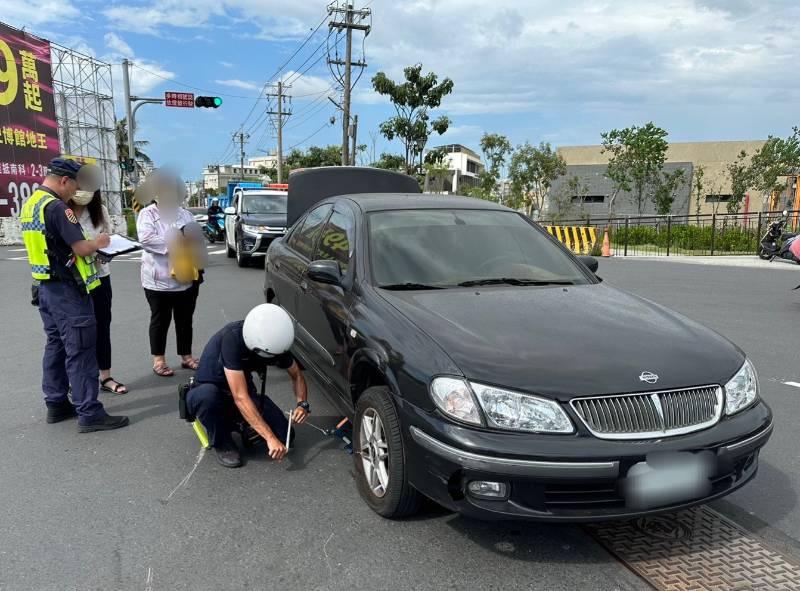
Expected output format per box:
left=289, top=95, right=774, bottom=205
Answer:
left=547, top=163, right=693, bottom=220
left=557, top=140, right=770, bottom=215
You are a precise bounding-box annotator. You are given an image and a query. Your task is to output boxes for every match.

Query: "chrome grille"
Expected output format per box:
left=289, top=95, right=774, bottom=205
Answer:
left=570, top=386, right=722, bottom=440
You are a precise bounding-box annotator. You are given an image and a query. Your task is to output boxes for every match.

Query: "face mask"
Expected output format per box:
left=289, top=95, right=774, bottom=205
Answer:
left=73, top=190, right=94, bottom=206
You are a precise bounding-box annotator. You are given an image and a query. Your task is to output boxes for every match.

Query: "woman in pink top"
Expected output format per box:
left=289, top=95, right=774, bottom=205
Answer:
left=136, top=177, right=202, bottom=377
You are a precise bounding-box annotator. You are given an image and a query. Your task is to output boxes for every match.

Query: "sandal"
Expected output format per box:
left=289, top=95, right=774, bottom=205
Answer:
left=153, top=363, right=175, bottom=377
left=100, top=377, right=128, bottom=394
left=181, top=357, right=200, bottom=371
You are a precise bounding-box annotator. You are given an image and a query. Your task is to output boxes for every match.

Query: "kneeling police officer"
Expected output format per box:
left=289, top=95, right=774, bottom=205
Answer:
left=21, top=158, right=128, bottom=431
left=188, top=304, right=309, bottom=467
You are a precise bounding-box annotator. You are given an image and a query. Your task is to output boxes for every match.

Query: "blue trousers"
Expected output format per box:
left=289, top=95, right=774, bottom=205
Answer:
left=38, top=281, right=105, bottom=422
left=187, top=382, right=289, bottom=448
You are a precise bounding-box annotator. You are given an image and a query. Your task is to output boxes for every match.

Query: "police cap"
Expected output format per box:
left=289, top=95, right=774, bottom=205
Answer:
left=47, top=158, right=82, bottom=180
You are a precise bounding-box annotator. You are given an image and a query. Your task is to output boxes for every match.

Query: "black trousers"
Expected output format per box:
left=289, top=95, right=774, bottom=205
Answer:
left=90, top=275, right=113, bottom=371
left=144, top=283, right=199, bottom=357
left=186, top=382, right=290, bottom=448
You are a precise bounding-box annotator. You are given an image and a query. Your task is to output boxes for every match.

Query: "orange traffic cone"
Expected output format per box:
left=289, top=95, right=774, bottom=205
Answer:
left=601, top=227, right=611, bottom=257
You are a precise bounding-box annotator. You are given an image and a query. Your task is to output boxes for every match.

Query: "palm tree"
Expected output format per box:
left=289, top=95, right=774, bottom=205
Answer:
left=116, top=118, right=153, bottom=183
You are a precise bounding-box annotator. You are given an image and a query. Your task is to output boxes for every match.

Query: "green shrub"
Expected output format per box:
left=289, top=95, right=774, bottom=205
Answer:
left=611, top=222, right=758, bottom=253
left=123, top=208, right=137, bottom=240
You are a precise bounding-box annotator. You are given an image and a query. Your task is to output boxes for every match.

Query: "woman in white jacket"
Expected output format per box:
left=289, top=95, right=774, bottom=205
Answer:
left=136, top=174, right=203, bottom=377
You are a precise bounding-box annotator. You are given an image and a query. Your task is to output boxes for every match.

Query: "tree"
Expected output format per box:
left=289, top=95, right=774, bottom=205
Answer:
left=508, top=141, right=566, bottom=217
left=601, top=122, right=669, bottom=216
left=371, top=152, right=406, bottom=171
left=422, top=148, right=451, bottom=194
left=372, top=64, right=454, bottom=175
left=549, top=176, right=584, bottom=222
left=691, top=165, right=705, bottom=221
left=471, top=133, right=512, bottom=201
left=748, top=127, right=800, bottom=210
left=726, top=150, right=753, bottom=215
left=285, top=145, right=342, bottom=169
left=115, top=118, right=152, bottom=183
left=651, top=169, right=686, bottom=215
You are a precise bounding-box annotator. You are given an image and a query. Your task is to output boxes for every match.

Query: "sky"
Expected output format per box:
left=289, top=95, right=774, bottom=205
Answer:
left=2, top=0, right=799, bottom=181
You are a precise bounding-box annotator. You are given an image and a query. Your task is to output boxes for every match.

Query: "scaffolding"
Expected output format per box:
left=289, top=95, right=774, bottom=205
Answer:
left=50, top=44, right=122, bottom=214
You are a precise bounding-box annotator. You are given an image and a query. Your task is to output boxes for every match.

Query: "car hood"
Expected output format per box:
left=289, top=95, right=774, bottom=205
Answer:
left=240, top=213, right=286, bottom=227
left=380, top=284, right=744, bottom=400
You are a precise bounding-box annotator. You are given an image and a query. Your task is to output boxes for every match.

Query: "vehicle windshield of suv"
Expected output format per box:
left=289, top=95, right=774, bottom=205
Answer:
left=369, top=209, right=591, bottom=288
left=242, top=193, right=287, bottom=214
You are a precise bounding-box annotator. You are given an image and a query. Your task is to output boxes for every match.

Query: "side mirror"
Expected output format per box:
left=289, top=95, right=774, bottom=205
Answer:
left=783, top=210, right=789, bottom=217
left=224, top=207, right=235, bottom=215
left=307, top=260, right=342, bottom=286
left=577, top=255, right=599, bottom=274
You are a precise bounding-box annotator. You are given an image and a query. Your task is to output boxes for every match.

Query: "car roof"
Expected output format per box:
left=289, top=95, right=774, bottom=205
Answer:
left=335, top=193, right=514, bottom=213
left=238, top=189, right=287, bottom=196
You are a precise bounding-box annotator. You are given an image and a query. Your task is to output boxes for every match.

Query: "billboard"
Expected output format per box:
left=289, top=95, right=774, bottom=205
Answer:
left=0, top=22, right=60, bottom=217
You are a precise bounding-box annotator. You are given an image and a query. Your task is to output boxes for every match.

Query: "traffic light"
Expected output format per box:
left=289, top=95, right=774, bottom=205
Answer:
left=195, top=96, right=222, bottom=108
left=121, top=158, right=135, bottom=173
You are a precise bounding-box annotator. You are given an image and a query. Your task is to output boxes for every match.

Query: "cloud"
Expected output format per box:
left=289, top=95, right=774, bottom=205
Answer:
left=104, top=32, right=134, bottom=58
left=215, top=79, right=260, bottom=91
left=0, top=0, right=79, bottom=26
left=218, top=61, right=235, bottom=69
left=281, top=72, right=334, bottom=99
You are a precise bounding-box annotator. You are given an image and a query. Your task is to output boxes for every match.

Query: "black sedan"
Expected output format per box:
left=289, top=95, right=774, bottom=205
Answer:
left=263, top=187, right=772, bottom=521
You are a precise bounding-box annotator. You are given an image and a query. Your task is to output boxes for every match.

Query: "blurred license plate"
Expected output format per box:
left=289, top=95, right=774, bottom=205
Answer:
left=622, top=451, right=716, bottom=510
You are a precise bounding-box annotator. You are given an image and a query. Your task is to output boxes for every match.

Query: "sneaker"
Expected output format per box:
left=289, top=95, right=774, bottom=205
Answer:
left=215, top=442, right=242, bottom=468
left=46, top=400, right=78, bottom=424
left=78, top=414, right=130, bottom=433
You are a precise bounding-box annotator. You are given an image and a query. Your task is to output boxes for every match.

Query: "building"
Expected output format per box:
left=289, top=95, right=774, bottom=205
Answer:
left=202, top=164, right=265, bottom=191
left=247, top=152, right=280, bottom=171
left=426, top=144, right=485, bottom=194
left=548, top=140, right=789, bottom=219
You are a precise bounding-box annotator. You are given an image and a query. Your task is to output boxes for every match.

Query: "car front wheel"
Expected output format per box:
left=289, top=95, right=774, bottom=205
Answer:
left=354, top=386, right=421, bottom=518
left=235, top=240, right=249, bottom=268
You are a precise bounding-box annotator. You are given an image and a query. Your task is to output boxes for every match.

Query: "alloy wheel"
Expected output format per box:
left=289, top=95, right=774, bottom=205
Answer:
left=359, top=408, right=390, bottom=498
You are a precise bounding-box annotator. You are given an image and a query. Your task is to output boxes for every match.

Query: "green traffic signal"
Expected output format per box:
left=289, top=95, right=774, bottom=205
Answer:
left=195, top=96, right=222, bottom=108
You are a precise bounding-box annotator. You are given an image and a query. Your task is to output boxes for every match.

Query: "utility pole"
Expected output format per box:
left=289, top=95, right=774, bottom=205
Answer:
left=265, top=82, right=291, bottom=184
left=328, top=2, right=371, bottom=166
left=233, top=131, right=250, bottom=181
left=122, top=59, right=136, bottom=184
left=350, top=114, right=358, bottom=166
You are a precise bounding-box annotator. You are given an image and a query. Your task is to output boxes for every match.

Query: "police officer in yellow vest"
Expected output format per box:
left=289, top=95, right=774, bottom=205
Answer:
left=21, top=158, right=129, bottom=432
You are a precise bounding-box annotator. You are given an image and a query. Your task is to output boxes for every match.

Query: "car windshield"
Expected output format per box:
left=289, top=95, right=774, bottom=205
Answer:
left=242, top=193, right=287, bottom=214
left=368, top=209, right=590, bottom=288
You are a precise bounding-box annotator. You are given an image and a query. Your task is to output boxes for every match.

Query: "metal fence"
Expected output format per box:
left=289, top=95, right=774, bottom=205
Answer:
left=545, top=210, right=800, bottom=257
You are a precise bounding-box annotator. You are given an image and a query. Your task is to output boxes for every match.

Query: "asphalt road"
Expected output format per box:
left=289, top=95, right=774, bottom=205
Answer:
left=0, top=246, right=798, bottom=590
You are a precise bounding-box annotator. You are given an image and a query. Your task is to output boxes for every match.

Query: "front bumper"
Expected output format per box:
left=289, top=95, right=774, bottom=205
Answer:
left=239, top=231, right=284, bottom=256
left=401, top=399, right=773, bottom=522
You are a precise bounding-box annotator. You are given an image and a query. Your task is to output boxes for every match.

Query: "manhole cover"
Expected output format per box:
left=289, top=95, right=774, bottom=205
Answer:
left=586, top=506, right=800, bottom=591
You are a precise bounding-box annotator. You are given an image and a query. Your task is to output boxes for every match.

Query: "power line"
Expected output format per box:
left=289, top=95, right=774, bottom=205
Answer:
left=285, top=99, right=331, bottom=131
left=238, top=12, right=330, bottom=131
left=286, top=119, right=335, bottom=152
left=130, top=63, right=268, bottom=100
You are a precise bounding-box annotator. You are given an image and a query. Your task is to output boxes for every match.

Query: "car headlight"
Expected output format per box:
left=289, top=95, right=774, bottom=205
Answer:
left=430, top=377, right=482, bottom=426
left=724, top=359, right=759, bottom=415
left=471, top=383, right=574, bottom=433
left=242, top=224, right=259, bottom=234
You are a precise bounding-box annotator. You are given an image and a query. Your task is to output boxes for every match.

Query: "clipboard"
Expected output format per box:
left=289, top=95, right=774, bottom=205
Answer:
left=97, top=233, right=142, bottom=259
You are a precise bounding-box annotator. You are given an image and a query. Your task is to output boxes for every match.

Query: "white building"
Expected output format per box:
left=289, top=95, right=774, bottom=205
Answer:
left=426, top=144, right=485, bottom=193
left=202, top=164, right=266, bottom=191
left=247, top=152, right=280, bottom=171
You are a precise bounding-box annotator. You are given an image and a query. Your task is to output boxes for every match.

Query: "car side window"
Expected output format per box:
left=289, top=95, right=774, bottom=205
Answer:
left=315, top=207, right=355, bottom=274
left=286, top=204, right=332, bottom=259
left=232, top=194, right=239, bottom=213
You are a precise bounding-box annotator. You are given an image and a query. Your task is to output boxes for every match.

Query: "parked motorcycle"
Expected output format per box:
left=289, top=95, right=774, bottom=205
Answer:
left=758, top=211, right=800, bottom=264
left=203, top=213, right=225, bottom=243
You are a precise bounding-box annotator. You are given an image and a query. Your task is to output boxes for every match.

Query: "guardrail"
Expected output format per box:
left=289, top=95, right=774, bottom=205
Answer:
left=544, top=225, right=598, bottom=254
left=543, top=211, right=799, bottom=257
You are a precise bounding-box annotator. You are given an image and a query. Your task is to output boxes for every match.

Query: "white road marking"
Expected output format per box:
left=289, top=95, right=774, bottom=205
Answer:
left=9, top=256, right=27, bottom=260
left=208, top=248, right=226, bottom=255
left=162, top=447, right=205, bottom=503
left=783, top=381, right=800, bottom=388
left=145, top=567, right=153, bottom=591
left=9, top=248, right=26, bottom=252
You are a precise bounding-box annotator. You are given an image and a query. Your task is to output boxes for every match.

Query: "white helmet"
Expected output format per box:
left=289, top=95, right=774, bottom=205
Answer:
left=243, top=304, right=295, bottom=357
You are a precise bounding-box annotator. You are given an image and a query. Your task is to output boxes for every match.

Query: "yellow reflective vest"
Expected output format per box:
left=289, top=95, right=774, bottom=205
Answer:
left=20, top=189, right=101, bottom=293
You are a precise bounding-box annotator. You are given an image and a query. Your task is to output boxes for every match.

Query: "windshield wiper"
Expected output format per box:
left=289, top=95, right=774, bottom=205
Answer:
left=378, top=282, right=446, bottom=291
left=457, top=278, right=574, bottom=287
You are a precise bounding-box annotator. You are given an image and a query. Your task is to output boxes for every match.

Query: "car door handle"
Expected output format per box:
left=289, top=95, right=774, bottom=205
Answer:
left=300, top=280, right=308, bottom=292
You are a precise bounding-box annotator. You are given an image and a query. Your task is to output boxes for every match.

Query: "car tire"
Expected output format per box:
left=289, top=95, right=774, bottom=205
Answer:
left=235, top=242, right=249, bottom=268
left=354, top=386, right=421, bottom=518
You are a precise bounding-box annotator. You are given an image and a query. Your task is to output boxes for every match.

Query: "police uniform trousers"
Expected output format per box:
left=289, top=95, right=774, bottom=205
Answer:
left=187, top=382, right=289, bottom=448
left=38, top=280, right=105, bottom=422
